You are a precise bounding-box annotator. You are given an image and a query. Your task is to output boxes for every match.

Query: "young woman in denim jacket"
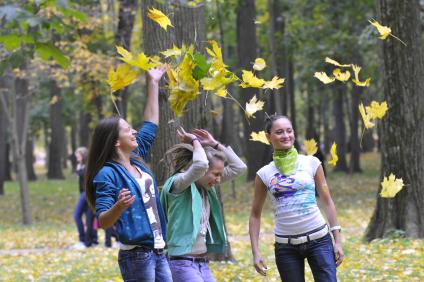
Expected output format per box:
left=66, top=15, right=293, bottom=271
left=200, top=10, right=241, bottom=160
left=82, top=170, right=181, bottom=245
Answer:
left=85, top=66, right=172, bottom=282
left=160, top=127, right=247, bottom=282
left=249, top=115, right=344, bottom=282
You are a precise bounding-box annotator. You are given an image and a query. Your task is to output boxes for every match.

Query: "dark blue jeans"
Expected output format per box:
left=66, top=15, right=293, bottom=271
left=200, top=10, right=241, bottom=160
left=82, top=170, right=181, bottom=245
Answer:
left=73, top=192, right=98, bottom=246
left=118, top=248, right=172, bottom=282
left=274, top=233, right=337, bottom=282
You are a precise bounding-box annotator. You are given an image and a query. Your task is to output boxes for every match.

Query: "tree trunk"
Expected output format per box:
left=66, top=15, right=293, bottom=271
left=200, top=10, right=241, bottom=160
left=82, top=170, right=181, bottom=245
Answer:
left=79, top=110, right=91, bottom=147
left=47, top=80, right=65, bottom=179
left=332, top=85, right=348, bottom=172
left=274, top=0, right=288, bottom=115
left=366, top=0, right=424, bottom=240
left=349, top=85, right=362, bottom=173
left=25, top=137, right=37, bottom=181
left=112, top=0, right=138, bottom=118
left=70, top=122, right=77, bottom=172
left=237, top=0, right=270, bottom=180
left=305, top=87, right=316, bottom=139
left=0, top=75, right=8, bottom=194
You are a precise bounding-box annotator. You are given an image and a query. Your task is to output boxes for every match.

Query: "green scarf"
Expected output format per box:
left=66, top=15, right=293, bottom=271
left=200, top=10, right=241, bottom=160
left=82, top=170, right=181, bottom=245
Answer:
left=273, top=147, right=298, bottom=175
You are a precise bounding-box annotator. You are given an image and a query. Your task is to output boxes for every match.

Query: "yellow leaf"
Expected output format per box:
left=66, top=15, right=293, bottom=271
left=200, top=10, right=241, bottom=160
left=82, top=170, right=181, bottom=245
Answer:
left=206, top=40, right=226, bottom=71
left=314, top=72, right=336, bottom=84
left=167, top=54, right=199, bottom=117
left=333, top=68, right=351, bottom=82
left=352, top=64, right=371, bottom=87
left=304, top=139, right=318, bottom=156
left=116, top=46, right=133, bottom=63
left=107, top=64, right=137, bottom=92
left=366, top=101, right=388, bottom=119
left=263, top=76, right=285, bottom=90
left=240, top=70, right=265, bottom=88
left=116, top=46, right=157, bottom=70
left=250, top=131, right=270, bottom=145
left=328, top=142, right=338, bottom=166
left=368, top=19, right=391, bottom=40
left=161, top=45, right=182, bottom=58
left=253, top=58, right=266, bottom=71
left=380, top=173, right=404, bottom=198
left=209, top=110, right=220, bottom=118
left=359, top=103, right=375, bottom=129
left=200, top=69, right=237, bottom=91
left=216, top=87, right=227, bottom=97
left=325, top=57, right=352, bottom=68
left=49, top=95, right=59, bottom=105
left=245, top=96, right=264, bottom=118
left=147, top=7, right=173, bottom=31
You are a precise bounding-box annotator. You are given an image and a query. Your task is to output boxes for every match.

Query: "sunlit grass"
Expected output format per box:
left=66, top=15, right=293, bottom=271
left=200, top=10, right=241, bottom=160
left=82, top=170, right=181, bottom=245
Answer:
left=0, top=152, right=423, bottom=281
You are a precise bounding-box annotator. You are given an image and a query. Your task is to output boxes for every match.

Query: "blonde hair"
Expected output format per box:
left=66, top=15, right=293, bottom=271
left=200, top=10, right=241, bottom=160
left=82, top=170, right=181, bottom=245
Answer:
left=75, top=147, right=88, bottom=164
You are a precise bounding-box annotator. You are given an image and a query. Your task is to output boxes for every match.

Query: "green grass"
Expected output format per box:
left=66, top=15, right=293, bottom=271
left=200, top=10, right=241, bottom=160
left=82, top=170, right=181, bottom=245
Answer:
left=1, top=152, right=423, bottom=281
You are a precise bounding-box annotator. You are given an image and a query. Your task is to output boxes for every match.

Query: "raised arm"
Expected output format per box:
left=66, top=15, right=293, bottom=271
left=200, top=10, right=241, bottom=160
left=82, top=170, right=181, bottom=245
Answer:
left=249, top=175, right=268, bottom=276
left=143, top=65, right=166, bottom=125
left=315, top=165, right=344, bottom=266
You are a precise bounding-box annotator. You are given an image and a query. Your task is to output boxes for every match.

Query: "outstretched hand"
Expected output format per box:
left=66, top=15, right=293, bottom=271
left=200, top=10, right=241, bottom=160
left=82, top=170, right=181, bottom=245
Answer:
left=177, top=127, right=197, bottom=144
left=147, top=64, right=167, bottom=84
left=192, top=128, right=217, bottom=147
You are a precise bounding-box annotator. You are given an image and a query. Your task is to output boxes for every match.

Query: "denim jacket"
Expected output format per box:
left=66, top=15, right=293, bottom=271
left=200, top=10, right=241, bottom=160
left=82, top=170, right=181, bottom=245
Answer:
left=94, top=121, right=167, bottom=247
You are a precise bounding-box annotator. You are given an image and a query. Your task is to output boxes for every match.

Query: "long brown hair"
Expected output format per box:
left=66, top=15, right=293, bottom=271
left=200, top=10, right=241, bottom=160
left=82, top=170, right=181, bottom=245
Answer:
left=85, top=116, right=121, bottom=211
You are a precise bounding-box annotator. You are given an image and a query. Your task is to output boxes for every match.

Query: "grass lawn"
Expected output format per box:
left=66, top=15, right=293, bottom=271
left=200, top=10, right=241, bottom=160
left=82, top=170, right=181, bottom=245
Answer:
left=0, top=152, right=423, bottom=281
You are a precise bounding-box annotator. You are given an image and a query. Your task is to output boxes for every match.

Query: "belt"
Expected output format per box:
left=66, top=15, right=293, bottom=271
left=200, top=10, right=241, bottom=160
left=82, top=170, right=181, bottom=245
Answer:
left=131, top=245, right=165, bottom=255
left=275, top=224, right=329, bottom=245
left=169, top=256, right=209, bottom=263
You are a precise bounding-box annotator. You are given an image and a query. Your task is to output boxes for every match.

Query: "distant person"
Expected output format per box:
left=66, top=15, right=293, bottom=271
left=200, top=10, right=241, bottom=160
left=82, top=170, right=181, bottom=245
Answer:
left=161, top=127, right=247, bottom=282
left=72, top=147, right=97, bottom=249
left=249, top=114, right=343, bottom=281
left=85, top=66, right=171, bottom=282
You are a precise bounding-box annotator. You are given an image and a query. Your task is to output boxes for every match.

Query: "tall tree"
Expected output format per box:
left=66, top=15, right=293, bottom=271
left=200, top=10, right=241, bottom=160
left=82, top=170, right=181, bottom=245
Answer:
left=0, top=75, right=8, bottom=195
left=332, top=84, right=348, bottom=172
left=366, top=0, right=424, bottom=239
left=237, top=0, right=270, bottom=180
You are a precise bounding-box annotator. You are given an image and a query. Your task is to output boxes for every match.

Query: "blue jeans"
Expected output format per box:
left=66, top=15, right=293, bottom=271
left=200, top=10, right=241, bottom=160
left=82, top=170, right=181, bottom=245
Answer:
left=169, top=257, right=215, bottom=282
left=118, top=248, right=172, bottom=282
left=274, top=233, right=337, bottom=282
left=73, top=192, right=98, bottom=246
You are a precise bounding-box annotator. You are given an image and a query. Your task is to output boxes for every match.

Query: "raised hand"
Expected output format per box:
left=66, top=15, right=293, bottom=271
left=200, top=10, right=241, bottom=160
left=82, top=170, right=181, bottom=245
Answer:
left=116, top=188, right=135, bottom=210
left=147, top=64, right=167, bottom=84
left=177, top=126, right=197, bottom=144
left=192, top=128, right=218, bottom=147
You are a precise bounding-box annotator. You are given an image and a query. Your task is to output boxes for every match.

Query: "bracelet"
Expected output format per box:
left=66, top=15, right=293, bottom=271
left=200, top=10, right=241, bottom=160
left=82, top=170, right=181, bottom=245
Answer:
left=191, top=138, right=199, bottom=144
left=330, top=225, right=342, bottom=232
left=213, top=142, right=220, bottom=149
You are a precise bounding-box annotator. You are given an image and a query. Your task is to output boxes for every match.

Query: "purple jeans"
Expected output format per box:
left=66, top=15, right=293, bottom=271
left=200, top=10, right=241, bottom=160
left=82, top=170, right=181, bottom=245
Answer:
left=169, top=257, right=215, bottom=282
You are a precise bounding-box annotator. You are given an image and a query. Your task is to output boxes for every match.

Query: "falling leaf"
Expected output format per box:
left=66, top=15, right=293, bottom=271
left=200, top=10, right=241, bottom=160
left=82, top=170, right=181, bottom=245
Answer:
left=161, top=45, right=182, bottom=58
left=245, top=96, right=264, bottom=118
left=206, top=40, right=227, bottom=71
left=240, top=70, right=266, bottom=88
left=380, top=173, right=404, bottom=198
left=314, top=72, right=336, bottom=84
left=200, top=69, right=237, bottom=91
left=250, top=131, right=269, bottom=145
left=333, top=68, right=351, bottom=82
left=366, top=101, right=388, bottom=119
left=216, top=88, right=227, bottom=97
left=325, top=57, right=352, bottom=68
left=328, top=142, right=338, bottom=166
left=352, top=65, right=371, bottom=87
left=107, top=64, right=137, bottom=92
left=359, top=103, right=375, bottom=129
left=49, top=95, right=59, bottom=105
left=253, top=58, right=266, bottom=71
left=304, top=139, right=318, bottom=156
left=147, top=7, right=173, bottom=31
left=116, top=46, right=157, bottom=70
left=369, top=19, right=406, bottom=46
left=263, top=76, right=285, bottom=90
left=209, top=110, right=220, bottom=118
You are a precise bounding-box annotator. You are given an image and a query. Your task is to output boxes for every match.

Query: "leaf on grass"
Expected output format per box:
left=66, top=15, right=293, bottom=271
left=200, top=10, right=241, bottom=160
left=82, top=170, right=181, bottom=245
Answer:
left=245, top=96, right=264, bottom=118
left=253, top=58, right=266, bottom=71
left=380, top=173, right=404, bottom=198
left=328, top=142, right=338, bottom=166
left=147, top=7, right=173, bottom=31
left=304, top=139, right=318, bottom=156
left=314, top=72, right=336, bottom=84
left=250, top=131, right=269, bottom=145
